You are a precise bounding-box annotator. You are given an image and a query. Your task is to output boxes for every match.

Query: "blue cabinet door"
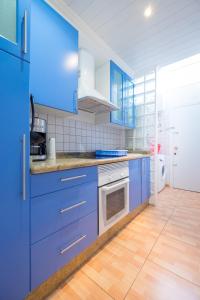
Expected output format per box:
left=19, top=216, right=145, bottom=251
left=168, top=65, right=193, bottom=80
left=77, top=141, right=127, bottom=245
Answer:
left=129, top=159, right=142, bottom=211
left=142, top=158, right=151, bottom=203
left=123, top=73, right=135, bottom=128
left=0, top=0, right=30, bottom=61
left=30, top=0, right=78, bottom=113
left=110, top=61, right=124, bottom=125
left=110, top=61, right=135, bottom=128
left=31, top=211, right=97, bottom=290
left=0, top=50, right=30, bottom=300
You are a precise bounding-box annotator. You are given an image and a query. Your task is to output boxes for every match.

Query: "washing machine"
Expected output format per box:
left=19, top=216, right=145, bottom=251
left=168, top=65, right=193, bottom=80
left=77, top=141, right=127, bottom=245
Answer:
left=157, top=154, right=166, bottom=192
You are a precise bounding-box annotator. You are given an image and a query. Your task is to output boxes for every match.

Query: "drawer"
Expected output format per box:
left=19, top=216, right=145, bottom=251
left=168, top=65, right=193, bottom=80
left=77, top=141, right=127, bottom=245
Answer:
left=31, top=181, right=97, bottom=243
left=31, top=211, right=97, bottom=290
left=31, top=166, right=97, bottom=197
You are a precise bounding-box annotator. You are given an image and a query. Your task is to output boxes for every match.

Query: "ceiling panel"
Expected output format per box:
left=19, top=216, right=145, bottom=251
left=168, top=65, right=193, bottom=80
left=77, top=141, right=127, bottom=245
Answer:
left=63, top=0, right=200, bottom=75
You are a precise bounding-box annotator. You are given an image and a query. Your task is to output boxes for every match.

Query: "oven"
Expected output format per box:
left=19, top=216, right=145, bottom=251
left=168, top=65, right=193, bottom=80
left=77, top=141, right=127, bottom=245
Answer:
left=98, top=162, right=129, bottom=235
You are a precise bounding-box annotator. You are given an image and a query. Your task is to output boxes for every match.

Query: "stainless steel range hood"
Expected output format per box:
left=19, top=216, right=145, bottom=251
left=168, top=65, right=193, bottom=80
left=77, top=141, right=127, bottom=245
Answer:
left=78, top=49, right=118, bottom=114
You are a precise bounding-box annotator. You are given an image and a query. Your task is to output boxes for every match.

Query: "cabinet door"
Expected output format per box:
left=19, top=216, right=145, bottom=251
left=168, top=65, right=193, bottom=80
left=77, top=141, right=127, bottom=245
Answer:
left=110, top=61, right=124, bottom=125
left=129, top=160, right=142, bottom=211
left=123, top=73, right=135, bottom=128
left=0, top=50, right=30, bottom=300
left=0, top=0, right=30, bottom=61
left=142, top=158, right=150, bottom=203
left=30, top=0, right=78, bottom=113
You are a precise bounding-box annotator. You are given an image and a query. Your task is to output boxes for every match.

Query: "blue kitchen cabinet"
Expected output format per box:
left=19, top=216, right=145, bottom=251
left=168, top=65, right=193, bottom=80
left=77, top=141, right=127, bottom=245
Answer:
left=129, top=159, right=142, bottom=211
left=31, top=211, right=97, bottom=290
left=142, top=157, right=151, bottom=203
left=31, top=179, right=98, bottom=244
left=30, top=0, right=78, bottom=113
left=110, top=61, right=124, bottom=126
left=0, top=50, right=30, bottom=300
left=123, top=73, right=135, bottom=128
left=110, top=61, right=135, bottom=128
left=0, top=0, right=30, bottom=61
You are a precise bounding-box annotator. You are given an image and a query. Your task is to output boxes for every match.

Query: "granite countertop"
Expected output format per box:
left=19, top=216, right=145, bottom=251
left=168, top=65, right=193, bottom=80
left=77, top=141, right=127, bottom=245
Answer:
left=30, top=152, right=151, bottom=174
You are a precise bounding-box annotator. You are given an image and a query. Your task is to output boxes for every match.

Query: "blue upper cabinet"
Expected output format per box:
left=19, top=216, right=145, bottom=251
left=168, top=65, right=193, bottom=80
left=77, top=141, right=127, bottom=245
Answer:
left=123, top=73, right=135, bottom=128
left=110, top=61, right=135, bottom=128
left=110, top=61, right=124, bottom=126
left=30, top=0, right=78, bottom=113
left=0, top=0, right=30, bottom=62
left=0, top=50, right=30, bottom=300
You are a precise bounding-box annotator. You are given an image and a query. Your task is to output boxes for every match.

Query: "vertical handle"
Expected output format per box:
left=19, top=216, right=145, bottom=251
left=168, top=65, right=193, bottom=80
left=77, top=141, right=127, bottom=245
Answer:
left=22, top=134, right=26, bottom=200
left=23, top=10, right=28, bottom=54
left=73, top=90, right=78, bottom=112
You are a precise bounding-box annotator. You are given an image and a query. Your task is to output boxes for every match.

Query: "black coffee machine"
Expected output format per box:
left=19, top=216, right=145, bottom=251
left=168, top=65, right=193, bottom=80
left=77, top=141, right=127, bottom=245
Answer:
left=30, top=95, right=47, bottom=161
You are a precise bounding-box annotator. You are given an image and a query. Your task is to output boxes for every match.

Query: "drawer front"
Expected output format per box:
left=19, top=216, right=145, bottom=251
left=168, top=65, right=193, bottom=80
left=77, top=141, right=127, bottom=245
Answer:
left=31, top=166, right=97, bottom=197
left=31, top=211, right=97, bottom=290
left=31, top=181, right=97, bottom=243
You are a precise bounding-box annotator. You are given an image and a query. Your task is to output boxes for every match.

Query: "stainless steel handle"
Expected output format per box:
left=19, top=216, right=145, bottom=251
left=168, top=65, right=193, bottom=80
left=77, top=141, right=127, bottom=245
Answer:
left=101, top=178, right=129, bottom=192
left=60, top=235, right=87, bottom=255
left=60, top=174, right=87, bottom=183
left=23, top=10, right=28, bottom=54
left=60, top=201, right=87, bottom=214
left=22, top=134, right=26, bottom=200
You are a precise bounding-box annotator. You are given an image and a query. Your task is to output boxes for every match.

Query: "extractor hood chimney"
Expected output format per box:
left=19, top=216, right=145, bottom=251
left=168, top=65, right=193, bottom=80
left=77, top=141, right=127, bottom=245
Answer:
left=78, top=49, right=118, bottom=114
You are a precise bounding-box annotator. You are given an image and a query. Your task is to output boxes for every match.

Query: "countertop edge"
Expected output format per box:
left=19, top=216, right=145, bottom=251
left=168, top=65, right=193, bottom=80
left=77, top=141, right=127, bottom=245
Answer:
left=30, top=154, right=152, bottom=175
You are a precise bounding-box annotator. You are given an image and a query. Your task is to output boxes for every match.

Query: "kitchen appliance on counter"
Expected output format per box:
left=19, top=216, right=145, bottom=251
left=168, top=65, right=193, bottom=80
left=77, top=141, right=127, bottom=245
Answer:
left=30, top=95, right=47, bottom=161
left=98, top=161, right=129, bottom=235
left=30, top=118, right=47, bottom=161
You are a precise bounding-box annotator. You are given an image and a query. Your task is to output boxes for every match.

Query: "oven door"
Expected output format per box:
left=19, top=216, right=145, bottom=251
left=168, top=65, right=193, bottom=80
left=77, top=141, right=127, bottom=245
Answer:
left=99, top=177, right=129, bottom=235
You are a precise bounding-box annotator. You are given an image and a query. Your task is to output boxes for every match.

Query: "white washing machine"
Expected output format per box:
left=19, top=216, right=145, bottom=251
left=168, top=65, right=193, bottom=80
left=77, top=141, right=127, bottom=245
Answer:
left=157, top=154, right=166, bottom=192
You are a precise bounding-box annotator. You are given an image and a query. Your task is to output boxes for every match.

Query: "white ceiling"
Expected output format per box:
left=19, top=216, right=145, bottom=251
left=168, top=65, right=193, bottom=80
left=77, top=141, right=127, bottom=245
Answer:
left=63, top=0, right=200, bottom=75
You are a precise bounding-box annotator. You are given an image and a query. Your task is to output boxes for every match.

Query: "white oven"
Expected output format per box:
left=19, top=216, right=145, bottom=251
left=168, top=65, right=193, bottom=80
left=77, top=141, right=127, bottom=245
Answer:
left=98, top=162, right=129, bottom=235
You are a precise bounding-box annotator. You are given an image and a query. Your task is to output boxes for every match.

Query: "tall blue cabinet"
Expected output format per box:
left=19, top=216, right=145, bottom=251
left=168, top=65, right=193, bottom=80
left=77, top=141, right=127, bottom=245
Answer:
left=0, top=1, right=30, bottom=300
left=0, top=50, right=30, bottom=300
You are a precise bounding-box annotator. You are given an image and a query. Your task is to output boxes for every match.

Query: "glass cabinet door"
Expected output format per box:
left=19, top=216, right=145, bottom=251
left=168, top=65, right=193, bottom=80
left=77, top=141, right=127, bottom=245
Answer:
left=0, top=0, right=17, bottom=43
left=0, top=0, right=30, bottom=61
left=110, top=61, right=124, bottom=125
left=124, top=74, right=135, bottom=128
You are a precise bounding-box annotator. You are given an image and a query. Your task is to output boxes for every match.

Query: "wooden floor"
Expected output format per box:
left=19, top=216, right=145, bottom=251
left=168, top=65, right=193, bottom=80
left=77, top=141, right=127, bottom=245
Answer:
left=46, top=188, right=200, bottom=300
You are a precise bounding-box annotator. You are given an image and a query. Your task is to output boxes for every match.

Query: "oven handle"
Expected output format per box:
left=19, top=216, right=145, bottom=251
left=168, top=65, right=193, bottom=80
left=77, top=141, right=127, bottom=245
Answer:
left=101, top=178, right=129, bottom=192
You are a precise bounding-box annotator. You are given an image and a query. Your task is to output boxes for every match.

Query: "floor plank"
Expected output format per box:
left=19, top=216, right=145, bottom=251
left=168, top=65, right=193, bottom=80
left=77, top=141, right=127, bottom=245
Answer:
left=125, top=261, right=200, bottom=300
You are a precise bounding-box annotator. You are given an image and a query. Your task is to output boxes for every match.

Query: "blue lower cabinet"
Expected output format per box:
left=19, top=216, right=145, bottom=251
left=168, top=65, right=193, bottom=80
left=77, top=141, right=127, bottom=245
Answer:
left=31, top=181, right=97, bottom=244
left=31, top=166, right=97, bottom=197
left=129, top=159, right=142, bottom=211
left=142, top=158, right=151, bottom=203
left=31, top=211, right=97, bottom=290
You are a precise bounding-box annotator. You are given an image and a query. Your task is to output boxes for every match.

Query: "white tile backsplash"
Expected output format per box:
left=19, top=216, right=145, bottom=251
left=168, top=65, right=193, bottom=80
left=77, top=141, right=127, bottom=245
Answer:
left=36, top=109, right=125, bottom=153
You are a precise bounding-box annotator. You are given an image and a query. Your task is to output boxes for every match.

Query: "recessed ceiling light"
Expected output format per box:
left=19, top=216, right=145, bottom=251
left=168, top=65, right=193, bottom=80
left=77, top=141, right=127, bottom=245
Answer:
left=144, top=5, right=153, bottom=18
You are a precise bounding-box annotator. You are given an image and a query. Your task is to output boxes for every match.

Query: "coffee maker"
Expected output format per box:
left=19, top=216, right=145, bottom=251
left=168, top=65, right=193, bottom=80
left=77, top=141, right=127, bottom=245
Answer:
left=30, top=95, right=47, bottom=161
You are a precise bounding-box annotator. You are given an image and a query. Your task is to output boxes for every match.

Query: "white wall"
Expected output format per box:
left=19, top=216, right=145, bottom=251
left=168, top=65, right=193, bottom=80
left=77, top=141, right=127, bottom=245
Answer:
left=157, top=54, right=200, bottom=184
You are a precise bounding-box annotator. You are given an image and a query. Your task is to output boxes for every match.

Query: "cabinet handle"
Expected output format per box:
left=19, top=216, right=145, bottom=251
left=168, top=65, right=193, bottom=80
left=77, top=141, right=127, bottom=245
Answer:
left=22, top=134, right=26, bottom=200
left=60, top=235, right=87, bottom=255
left=60, top=201, right=87, bottom=214
left=60, top=174, right=87, bottom=182
left=23, top=10, right=28, bottom=54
